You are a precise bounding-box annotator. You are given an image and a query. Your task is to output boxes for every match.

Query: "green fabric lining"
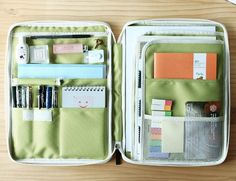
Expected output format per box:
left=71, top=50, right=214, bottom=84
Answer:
left=12, top=25, right=107, bottom=33
left=60, top=108, right=108, bottom=159
left=13, top=78, right=59, bottom=85
left=112, top=43, right=123, bottom=142
left=11, top=24, right=110, bottom=160
left=12, top=37, right=107, bottom=78
left=28, top=37, right=107, bottom=64
left=145, top=79, right=222, bottom=116
left=145, top=43, right=224, bottom=80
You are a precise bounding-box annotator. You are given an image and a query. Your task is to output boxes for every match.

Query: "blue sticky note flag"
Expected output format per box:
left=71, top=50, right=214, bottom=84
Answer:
left=150, top=146, right=161, bottom=152
left=148, top=152, right=169, bottom=159
left=18, top=64, right=106, bottom=79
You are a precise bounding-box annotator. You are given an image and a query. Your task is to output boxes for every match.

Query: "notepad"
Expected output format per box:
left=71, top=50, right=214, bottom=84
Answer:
left=154, top=53, right=217, bottom=80
left=62, top=86, right=106, bottom=108
left=18, top=64, right=106, bottom=79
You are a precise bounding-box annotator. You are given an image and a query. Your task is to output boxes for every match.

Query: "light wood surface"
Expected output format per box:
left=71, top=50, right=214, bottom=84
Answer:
left=1, top=0, right=236, bottom=180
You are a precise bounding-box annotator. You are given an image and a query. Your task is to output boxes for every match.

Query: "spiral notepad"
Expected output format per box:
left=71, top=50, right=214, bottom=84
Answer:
left=62, top=86, right=106, bottom=108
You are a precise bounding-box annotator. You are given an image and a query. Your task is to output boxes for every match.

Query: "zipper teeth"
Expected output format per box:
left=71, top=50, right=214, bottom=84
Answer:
left=13, top=31, right=108, bottom=38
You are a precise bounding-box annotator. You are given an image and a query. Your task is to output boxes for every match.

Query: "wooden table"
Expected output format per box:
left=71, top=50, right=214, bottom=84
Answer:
left=1, top=0, right=236, bottom=180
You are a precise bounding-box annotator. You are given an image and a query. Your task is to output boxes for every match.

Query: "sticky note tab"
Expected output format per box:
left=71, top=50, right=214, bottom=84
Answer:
left=148, top=152, right=169, bottom=158
left=152, top=111, right=172, bottom=116
left=150, top=146, right=161, bottom=152
left=162, top=120, right=184, bottom=153
left=151, top=99, right=173, bottom=111
left=150, top=140, right=161, bottom=146
left=151, top=128, right=161, bottom=134
left=151, top=134, right=161, bottom=140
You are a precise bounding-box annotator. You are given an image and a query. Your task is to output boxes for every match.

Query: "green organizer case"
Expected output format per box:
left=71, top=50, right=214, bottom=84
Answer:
left=6, top=19, right=230, bottom=166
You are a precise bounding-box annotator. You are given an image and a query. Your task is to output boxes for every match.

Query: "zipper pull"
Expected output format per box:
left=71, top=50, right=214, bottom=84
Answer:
left=115, top=144, right=122, bottom=165
left=94, top=39, right=104, bottom=49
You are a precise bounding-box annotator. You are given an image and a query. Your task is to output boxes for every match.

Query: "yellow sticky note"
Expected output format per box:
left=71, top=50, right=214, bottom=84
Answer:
left=161, top=120, right=184, bottom=153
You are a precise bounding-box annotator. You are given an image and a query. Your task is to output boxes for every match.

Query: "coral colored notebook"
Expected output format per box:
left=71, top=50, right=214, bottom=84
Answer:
left=154, top=53, right=217, bottom=80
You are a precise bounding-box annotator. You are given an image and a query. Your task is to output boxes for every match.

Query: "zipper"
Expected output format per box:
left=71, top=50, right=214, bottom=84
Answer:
left=13, top=31, right=108, bottom=38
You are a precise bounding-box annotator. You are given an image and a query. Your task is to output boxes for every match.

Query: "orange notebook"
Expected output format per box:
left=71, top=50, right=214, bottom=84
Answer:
left=154, top=53, right=217, bottom=80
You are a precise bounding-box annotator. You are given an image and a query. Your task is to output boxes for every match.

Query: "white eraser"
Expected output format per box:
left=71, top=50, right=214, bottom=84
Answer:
left=30, top=45, right=49, bottom=64
left=85, top=49, right=104, bottom=63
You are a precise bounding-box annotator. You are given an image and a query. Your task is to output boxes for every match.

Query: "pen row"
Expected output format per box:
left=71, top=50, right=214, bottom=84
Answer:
left=12, top=84, right=107, bottom=109
left=12, top=85, right=59, bottom=109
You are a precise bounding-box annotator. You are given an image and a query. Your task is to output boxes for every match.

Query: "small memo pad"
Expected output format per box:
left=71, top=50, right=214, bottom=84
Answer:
left=162, top=120, right=184, bottom=153
left=62, top=86, right=106, bottom=108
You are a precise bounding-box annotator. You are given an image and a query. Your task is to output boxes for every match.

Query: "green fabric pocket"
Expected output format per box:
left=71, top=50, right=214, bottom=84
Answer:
left=27, top=37, right=107, bottom=64
left=145, top=43, right=224, bottom=80
left=12, top=108, right=33, bottom=159
left=11, top=37, right=107, bottom=78
left=60, top=108, right=108, bottom=159
left=32, top=109, right=60, bottom=158
left=11, top=108, right=60, bottom=159
left=145, top=79, right=222, bottom=116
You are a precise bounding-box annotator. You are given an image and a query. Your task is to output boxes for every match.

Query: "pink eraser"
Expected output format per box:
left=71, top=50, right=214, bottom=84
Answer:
left=53, top=44, right=83, bottom=54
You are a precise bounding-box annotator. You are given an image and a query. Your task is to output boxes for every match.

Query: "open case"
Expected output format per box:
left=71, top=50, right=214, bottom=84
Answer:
left=6, top=19, right=230, bottom=166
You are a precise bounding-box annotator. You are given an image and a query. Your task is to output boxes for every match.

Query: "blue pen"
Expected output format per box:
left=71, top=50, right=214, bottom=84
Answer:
left=46, top=86, right=52, bottom=109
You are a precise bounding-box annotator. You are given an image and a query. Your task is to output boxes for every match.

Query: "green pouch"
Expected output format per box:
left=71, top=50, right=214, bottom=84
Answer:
left=7, top=20, right=230, bottom=166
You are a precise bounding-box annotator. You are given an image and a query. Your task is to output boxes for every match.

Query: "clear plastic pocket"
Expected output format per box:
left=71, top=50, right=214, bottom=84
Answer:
left=143, top=115, right=223, bottom=162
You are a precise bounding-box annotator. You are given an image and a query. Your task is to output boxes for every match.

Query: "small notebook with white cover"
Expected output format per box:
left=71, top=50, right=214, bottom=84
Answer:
left=62, top=86, right=106, bottom=108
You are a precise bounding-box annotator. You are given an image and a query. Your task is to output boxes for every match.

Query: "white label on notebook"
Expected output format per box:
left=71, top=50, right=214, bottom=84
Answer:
left=193, top=53, right=207, bottom=80
left=62, top=86, right=106, bottom=108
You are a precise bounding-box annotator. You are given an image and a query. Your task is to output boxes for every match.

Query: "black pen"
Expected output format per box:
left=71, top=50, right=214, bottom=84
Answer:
left=38, top=86, right=42, bottom=109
